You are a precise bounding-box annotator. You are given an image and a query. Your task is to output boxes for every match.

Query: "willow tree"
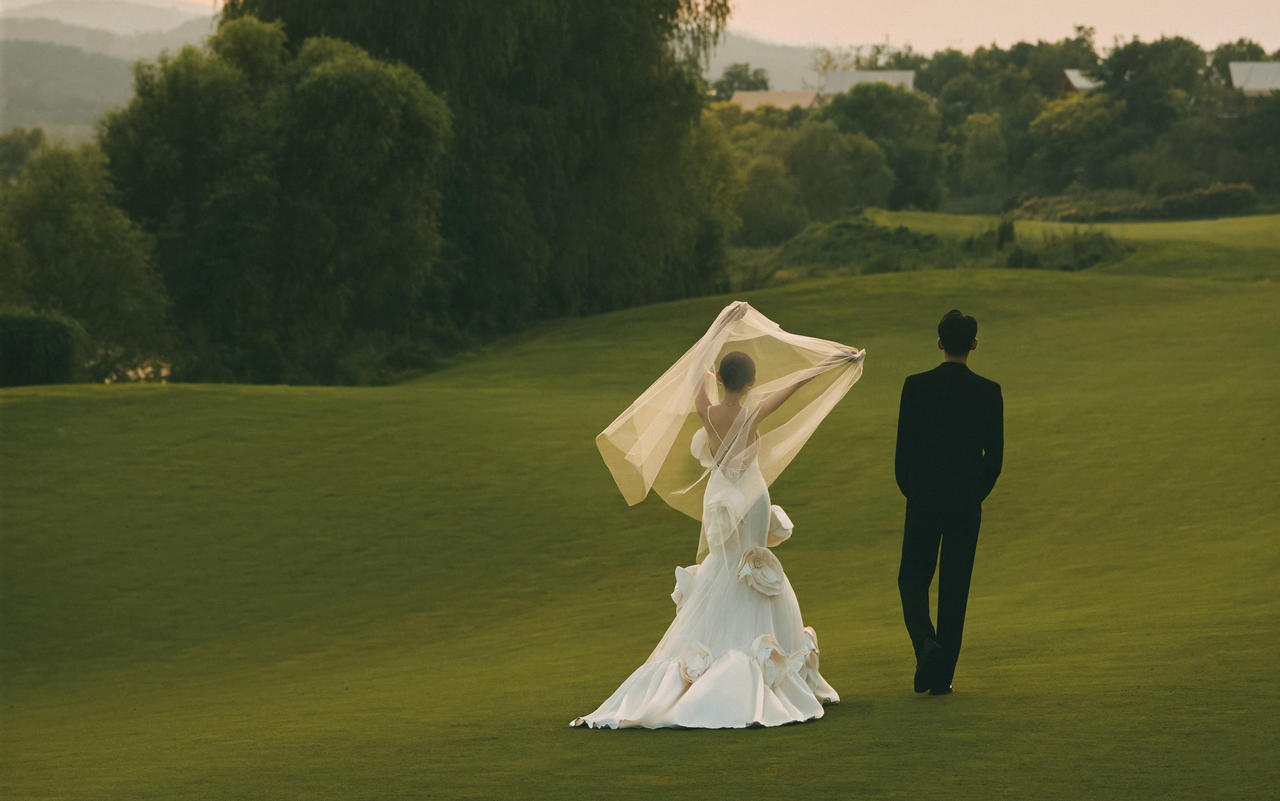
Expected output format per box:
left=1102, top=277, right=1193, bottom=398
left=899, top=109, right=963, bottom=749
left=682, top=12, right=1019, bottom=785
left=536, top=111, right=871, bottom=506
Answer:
left=99, top=18, right=452, bottom=383
left=221, top=1, right=736, bottom=335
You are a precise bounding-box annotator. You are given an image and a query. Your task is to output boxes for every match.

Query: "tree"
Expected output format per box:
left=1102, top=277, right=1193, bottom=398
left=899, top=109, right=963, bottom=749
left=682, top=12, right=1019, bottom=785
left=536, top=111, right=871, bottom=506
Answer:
left=1094, top=36, right=1207, bottom=134
left=713, top=62, right=769, bottom=101
left=956, top=113, right=1009, bottom=196
left=222, top=0, right=736, bottom=336
left=1210, top=38, right=1269, bottom=85
left=734, top=156, right=806, bottom=245
left=99, top=17, right=452, bottom=383
left=0, top=127, right=46, bottom=185
left=1027, top=92, right=1126, bottom=190
left=785, top=121, right=894, bottom=218
left=820, top=83, right=946, bottom=209
left=0, top=145, right=170, bottom=379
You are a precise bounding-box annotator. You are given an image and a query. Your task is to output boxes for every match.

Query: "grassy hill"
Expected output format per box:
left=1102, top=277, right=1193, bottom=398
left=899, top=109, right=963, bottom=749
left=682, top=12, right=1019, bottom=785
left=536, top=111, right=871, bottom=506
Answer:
left=2, top=220, right=1278, bottom=798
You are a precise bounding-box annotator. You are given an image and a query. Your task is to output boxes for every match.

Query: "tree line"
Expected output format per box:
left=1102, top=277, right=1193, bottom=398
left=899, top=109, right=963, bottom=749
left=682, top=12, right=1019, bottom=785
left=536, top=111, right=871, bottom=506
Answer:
left=2, top=2, right=737, bottom=384
left=2, top=16, right=1276, bottom=385
left=714, top=28, right=1279, bottom=244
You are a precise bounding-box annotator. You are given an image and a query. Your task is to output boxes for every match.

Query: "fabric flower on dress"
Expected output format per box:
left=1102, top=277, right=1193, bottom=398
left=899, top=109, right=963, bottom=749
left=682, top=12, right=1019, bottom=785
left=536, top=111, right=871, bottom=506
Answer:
left=766, top=504, right=793, bottom=547
left=752, top=634, right=804, bottom=689
left=737, top=546, right=785, bottom=596
left=800, top=626, right=822, bottom=690
left=679, top=642, right=713, bottom=683
left=671, top=564, right=700, bottom=611
left=689, top=428, right=714, bottom=468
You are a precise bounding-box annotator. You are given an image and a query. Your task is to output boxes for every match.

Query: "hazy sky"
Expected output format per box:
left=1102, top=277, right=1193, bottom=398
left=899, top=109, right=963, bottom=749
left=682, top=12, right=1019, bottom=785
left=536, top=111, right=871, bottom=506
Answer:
left=9, top=0, right=1278, bottom=54
left=729, top=0, right=1280, bottom=53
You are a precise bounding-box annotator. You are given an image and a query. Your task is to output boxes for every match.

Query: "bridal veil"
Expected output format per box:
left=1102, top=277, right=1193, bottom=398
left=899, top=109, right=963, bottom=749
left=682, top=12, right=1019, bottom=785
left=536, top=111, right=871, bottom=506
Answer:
left=596, top=301, right=865, bottom=559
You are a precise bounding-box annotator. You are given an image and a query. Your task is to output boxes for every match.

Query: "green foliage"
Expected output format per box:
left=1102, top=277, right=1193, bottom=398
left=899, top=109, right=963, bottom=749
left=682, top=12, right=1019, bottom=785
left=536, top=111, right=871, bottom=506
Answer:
left=1014, top=183, right=1258, bottom=221
left=0, top=308, right=87, bottom=386
left=712, top=62, right=769, bottom=101
left=734, top=156, right=807, bottom=245
left=221, top=0, right=735, bottom=340
left=1094, top=36, right=1207, bottom=135
left=1027, top=93, right=1126, bottom=190
left=955, top=113, right=1008, bottom=196
left=774, top=218, right=945, bottom=274
left=1003, top=229, right=1130, bottom=271
left=784, top=121, right=893, bottom=220
left=0, top=145, right=169, bottom=380
left=98, top=17, right=451, bottom=384
left=820, top=83, right=946, bottom=210
left=0, top=127, right=47, bottom=184
left=1210, top=38, right=1269, bottom=84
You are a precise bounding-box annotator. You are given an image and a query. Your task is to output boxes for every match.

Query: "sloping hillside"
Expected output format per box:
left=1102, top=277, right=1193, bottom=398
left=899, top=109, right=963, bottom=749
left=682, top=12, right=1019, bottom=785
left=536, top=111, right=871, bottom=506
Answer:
left=0, top=15, right=213, bottom=60
left=705, top=31, right=821, bottom=90
left=1, top=0, right=207, bottom=35
left=0, top=40, right=132, bottom=127
left=3, top=223, right=1278, bottom=798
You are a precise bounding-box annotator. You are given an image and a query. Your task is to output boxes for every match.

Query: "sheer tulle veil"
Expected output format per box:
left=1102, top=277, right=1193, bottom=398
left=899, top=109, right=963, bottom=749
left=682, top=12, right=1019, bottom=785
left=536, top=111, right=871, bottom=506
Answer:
left=596, top=301, right=865, bottom=560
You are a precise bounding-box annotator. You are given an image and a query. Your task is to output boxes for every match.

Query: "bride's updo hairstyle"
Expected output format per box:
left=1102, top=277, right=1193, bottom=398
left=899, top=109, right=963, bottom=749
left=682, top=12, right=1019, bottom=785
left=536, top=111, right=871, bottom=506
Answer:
left=938, top=309, right=978, bottom=355
left=718, top=351, right=756, bottom=391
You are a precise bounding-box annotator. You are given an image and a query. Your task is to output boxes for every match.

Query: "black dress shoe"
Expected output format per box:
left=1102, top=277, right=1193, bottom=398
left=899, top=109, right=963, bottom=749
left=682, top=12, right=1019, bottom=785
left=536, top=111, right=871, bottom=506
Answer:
left=913, top=640, right=944, bottom=693
left=929, top=683, right=953, bottom=696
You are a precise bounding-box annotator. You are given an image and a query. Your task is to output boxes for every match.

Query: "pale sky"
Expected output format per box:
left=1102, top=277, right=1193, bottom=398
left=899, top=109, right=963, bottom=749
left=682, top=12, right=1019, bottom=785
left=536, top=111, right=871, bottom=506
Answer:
left=728, top=0, right=1280, bottom=53
left=9, top=0, right=1278, bottom=54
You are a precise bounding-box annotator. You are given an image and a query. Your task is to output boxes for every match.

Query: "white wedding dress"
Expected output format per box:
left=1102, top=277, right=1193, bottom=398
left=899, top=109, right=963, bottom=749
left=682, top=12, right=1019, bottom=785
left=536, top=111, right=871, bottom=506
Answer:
left=571, top=411, right=839, bottom=729
left=574, top=301, right=863, bottom=729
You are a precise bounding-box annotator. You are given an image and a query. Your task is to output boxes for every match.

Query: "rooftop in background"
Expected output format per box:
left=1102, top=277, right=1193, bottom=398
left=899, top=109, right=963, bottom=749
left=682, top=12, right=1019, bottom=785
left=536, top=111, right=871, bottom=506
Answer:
left=821, top=70, right=916, bottom=93
left=728, top=90, right=821, bottom=111
left=1229, top=62, right=1280, bottom=95
left=1063, top=68, right=1101, bottom=92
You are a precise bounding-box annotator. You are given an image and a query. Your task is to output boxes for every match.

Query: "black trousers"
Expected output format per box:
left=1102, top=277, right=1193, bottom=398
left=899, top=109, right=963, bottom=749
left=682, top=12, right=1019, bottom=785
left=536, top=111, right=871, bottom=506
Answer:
left=897, top=499, right=981, bottom=686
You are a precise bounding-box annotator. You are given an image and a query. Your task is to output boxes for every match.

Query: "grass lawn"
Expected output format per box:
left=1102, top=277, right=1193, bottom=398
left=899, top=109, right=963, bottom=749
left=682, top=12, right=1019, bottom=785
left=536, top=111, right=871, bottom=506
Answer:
left=3, top=250, right=1279, bottom=797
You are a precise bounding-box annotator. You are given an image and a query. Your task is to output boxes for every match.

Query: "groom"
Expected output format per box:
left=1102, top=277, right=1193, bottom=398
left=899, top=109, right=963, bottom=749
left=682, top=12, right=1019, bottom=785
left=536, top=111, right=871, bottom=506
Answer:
left=894, top=310, right=1003, bottom=695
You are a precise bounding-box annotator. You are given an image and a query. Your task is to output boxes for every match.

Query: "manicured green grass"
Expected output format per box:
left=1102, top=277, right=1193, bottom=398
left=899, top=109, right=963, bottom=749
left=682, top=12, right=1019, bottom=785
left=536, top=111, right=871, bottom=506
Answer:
left=3, top=268, right=1278, bottom=799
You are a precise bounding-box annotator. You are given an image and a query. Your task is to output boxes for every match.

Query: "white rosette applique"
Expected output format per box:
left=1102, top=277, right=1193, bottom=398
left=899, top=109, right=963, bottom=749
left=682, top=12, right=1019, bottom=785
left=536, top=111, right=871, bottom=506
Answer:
left=799, top=625, right=822, bottom=692
left=679, top=642, right=713, bottom=684
left=670, top=564, right=700, bottom=611
left=766, top=504, right=793, bottom=547
left=752, top=634, right=804, bottom=690
left=737, top=546, right=785, bottom=596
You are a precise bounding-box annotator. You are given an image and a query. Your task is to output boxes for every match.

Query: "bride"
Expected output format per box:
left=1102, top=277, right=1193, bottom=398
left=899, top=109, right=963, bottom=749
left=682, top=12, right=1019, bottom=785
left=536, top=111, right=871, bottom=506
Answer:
left=572, top=301, right=865, bottom=729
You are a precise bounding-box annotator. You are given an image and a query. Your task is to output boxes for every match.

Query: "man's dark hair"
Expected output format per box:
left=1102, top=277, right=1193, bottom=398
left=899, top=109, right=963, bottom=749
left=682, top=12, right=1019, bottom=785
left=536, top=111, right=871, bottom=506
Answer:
left=718, top=351, right=756, bottom=391
left=938, top=309, right=978, bottom=356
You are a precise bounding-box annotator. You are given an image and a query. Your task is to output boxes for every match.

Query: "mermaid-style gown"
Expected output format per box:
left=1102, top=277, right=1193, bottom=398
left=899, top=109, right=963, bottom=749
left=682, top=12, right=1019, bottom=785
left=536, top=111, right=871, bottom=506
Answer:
left=571, top=431, right=838, bottom=729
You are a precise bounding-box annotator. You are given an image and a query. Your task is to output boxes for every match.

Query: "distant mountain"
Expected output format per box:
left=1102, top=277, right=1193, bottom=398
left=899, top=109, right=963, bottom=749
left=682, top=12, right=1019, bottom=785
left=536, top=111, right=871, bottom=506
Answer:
left=1, top=15, right=214, bottom=61
left=705, top=32, right=821, bottom=91
left=0, top=0, right=207, bottom=36
left=1, top=40, right=133, bottom=128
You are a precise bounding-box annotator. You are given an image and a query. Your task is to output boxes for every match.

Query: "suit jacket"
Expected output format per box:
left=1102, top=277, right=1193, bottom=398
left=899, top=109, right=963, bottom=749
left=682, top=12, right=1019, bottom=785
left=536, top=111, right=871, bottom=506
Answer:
left=895, top=362, right=1003, bottom=505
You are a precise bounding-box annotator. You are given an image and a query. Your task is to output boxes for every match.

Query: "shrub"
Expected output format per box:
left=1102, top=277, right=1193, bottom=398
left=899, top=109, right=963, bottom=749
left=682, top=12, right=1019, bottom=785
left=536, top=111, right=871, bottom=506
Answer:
left=1005, top=230, right=1129, bottom=271
left=1158, top=182, right=1257, bottom=218
left=1013, top=183, right=1258, bottom=221
left=775, top=219, right=945, bottom=272
left=0, top=309, right=87, bottom=386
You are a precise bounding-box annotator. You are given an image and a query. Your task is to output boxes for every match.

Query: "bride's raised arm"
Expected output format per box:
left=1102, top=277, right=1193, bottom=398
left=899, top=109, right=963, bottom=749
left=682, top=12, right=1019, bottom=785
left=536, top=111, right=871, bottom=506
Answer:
left=754, top=348, right=863, bottom=422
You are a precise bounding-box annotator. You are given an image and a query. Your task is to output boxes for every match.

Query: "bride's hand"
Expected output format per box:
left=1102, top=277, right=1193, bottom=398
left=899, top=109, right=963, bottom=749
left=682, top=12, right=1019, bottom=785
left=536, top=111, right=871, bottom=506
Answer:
left=719, top=301, right=749, bottom=327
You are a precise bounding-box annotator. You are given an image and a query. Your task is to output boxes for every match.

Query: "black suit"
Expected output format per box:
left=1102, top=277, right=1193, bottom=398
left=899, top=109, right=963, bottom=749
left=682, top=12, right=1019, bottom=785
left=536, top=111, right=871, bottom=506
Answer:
left=894, top=361, right=1003, bottom=688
